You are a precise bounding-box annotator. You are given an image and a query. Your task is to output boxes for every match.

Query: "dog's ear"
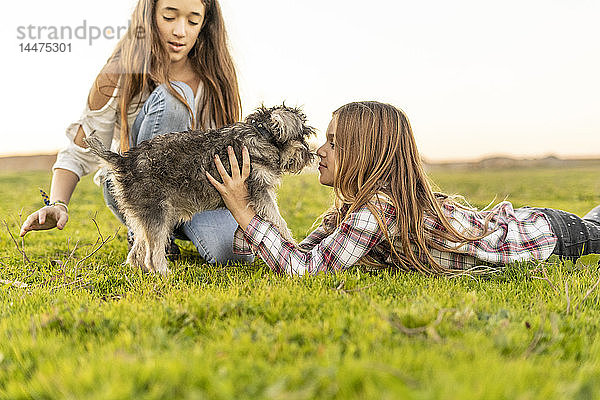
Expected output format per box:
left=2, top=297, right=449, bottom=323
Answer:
left=301, top=124, right=316, bottom=140
left=244, top=105, right=269, bottom=125
left=270, top=107, right=305, bottom=142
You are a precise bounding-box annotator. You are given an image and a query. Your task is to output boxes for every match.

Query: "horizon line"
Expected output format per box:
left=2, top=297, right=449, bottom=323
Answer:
left=1, top=151, right=599, bottom=165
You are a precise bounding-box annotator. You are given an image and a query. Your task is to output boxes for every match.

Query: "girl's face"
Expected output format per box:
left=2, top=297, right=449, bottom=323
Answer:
left=316, top=118, right=337, bottom=187
left=155, top=0, right=206, bottom=65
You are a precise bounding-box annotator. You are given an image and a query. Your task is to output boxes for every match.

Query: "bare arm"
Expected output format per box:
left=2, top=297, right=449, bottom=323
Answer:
left=20, top=168, right=79, bottom=237
left=20, top=62, right=119, bottom=237
left=50, top=168, right=79, bottom=204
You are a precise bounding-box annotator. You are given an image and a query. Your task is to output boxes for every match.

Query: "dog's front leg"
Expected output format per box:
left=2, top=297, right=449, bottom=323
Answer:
left=127, top=231, right=149, bottom=272
left=251, top=189, right=296, bottom=244
left=144, top=224, right=172, bottom=276
left=127, top=217, right=171, bottom=275
left=148, top=241, right=170, bottom=276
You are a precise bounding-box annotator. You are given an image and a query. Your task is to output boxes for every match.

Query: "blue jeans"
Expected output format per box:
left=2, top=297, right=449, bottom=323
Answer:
left=103, top=81, right=254, bottom=264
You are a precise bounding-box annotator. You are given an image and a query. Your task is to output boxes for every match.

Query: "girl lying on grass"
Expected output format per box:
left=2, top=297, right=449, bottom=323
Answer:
left=207, top=101, right=600, bottom=275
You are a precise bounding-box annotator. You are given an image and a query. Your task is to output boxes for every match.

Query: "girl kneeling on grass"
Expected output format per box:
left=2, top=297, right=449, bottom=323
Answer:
left=20, top=0, right=253, bottom=265
left=207, top=101, right=600, bottom=275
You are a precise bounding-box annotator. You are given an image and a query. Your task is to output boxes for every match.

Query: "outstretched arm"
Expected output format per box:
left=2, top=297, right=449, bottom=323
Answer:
left=21, top=63, right=119, bottom=237
left=20, top=168, right=78, bottom=236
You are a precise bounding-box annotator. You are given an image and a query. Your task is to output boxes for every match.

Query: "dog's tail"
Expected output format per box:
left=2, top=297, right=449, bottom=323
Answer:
left=84, top=135, right=123, bottom=169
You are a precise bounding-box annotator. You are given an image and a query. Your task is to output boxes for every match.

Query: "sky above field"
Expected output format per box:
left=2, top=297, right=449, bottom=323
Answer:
left=1, top=0, right=599, bottom=161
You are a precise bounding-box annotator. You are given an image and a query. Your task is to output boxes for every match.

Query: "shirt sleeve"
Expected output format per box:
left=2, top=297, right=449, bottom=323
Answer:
left=52, top=86, right=119, bottom=179
left=298, top=223, right=329, bottom=251
left=232, top=219, right=330, bottom=255
left=235, top=204, right=395, bottom=276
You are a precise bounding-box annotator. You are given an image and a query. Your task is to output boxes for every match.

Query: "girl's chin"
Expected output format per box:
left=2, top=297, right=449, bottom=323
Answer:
left=169, top=54, right=188, bottom=63
left=168, top=50, right=191, bottom=63
left=318, top=175, right=333, bottom=187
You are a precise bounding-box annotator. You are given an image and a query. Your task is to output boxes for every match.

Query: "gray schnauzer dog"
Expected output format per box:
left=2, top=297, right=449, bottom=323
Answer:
left=86, top=105, right=315, bottom=275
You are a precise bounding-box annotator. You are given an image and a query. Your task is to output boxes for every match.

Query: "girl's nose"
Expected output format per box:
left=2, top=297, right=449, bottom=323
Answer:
left=173, top=19, right=186, bottom=37
left=316, top=143, right=326, bottom=158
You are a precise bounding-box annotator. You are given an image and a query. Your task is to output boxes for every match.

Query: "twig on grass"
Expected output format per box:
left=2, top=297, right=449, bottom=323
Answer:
left=389, top=308, right=455, bottom=343
left=530, top=264, right=559, bottom=294
left=3, top=219, right=31, bottom=264
left=18, top=209, right=28, bottom=264
left=51, top=277, right=91, bottom=291
left=565, top=280, right=571, bottom=315
left=90, top=213, right=104, bottom=245
left=73, top=218, right=120, bottom=274
left=1, top=212, right=121, bottom=294
left=30, top=218, right=119, bottom=291
left=575, top=272, right=600, bottom=311
left=17, top=271, right=37, bottom=298
left=331, top=280, right=376, bottom=294
left=448, top=265, right=503, bottom=280
left=35, top=271, right=66, bottom=288
left=0, top=278, right=29, bottom=289
left=61, top=240, right=81, bottom=272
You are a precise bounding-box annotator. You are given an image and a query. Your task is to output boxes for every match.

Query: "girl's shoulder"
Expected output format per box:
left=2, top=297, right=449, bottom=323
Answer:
left=87, top=61, right=120, bottom=112
left=369, top=193, right=395, bottom=213
left=354, top=193, right=397, bottom=223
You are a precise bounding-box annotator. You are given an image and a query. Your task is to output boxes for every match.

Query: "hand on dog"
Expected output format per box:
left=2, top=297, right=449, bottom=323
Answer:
left=20, top=206, right=69, bottom=237
left=206, top=146, right=257, bottom=230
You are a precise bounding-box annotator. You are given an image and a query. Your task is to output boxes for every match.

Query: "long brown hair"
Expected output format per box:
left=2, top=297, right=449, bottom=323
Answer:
left=326, top=101, right=491, bottom=275
left=93, top=0, right=241, bottom=152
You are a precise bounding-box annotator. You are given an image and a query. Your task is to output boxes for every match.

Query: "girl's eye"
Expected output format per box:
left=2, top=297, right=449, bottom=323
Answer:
left=189, top=21, right=199, bottom=26
left=163, top=16, right=175, bottom=21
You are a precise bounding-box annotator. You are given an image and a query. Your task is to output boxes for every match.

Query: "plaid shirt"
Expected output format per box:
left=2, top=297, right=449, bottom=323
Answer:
left=233, top=198, right=557, bottom=276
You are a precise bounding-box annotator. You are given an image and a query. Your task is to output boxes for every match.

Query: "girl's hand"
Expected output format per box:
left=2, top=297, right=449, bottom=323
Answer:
left=206, top=146, right=257, bottom=230
left=20, top=205, right=69, bottom=237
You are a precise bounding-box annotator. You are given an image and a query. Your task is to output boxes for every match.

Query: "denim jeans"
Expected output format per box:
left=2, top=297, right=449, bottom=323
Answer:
left=103, top=81, right=254, bottom=264
left=534, top=205, right=600, bottom=261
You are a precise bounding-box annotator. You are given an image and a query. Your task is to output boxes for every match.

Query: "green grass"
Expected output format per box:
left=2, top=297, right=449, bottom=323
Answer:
left=1, top=167, right=599, bottom=399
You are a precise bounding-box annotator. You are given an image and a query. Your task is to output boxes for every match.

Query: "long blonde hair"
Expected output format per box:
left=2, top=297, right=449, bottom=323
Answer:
left=326, top=101, right=491, bottom=275
left=93, top=0, right=241, bottom=152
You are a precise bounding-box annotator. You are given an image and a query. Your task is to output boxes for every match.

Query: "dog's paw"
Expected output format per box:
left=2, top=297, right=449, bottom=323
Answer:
left=128, top=260, right=151, bottom=273
left=149, top=256, right=171, bottom=276
left=155, top=265, right=171, bottom=276
left=126, top=253, right=149, bottom=273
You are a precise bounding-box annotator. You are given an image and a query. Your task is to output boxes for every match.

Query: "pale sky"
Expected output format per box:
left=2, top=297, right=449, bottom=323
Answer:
left=1, top=0, right=598, bottom=161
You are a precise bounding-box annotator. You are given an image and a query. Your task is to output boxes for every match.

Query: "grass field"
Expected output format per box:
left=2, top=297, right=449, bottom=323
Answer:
left=1, top=166, right=600, bottom=399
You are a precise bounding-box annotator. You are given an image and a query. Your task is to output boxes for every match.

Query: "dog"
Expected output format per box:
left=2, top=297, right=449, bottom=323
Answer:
left=86, top=104, right=315, bottom=275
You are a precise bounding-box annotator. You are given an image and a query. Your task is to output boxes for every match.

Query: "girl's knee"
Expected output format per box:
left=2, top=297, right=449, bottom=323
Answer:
left=196, top=238, right=253, bottom=265
left=181, top=210, right=255, bottom=265
left=212, top=246, right=255, bottom=265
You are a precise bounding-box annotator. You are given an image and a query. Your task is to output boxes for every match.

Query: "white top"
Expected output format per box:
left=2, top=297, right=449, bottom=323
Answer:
left=52, top=80, right=203, bottom=186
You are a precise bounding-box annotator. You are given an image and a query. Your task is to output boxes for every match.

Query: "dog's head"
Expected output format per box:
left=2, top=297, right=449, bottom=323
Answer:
left=245, top=105, right=315, bottom=173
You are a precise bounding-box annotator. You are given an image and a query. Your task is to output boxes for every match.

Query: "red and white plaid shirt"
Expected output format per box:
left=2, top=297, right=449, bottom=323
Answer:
left=233, top=198, right=557, bottom=276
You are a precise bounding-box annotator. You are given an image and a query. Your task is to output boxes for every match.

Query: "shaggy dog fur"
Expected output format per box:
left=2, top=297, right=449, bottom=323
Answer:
left=86, top=105, right=315, bottom=275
